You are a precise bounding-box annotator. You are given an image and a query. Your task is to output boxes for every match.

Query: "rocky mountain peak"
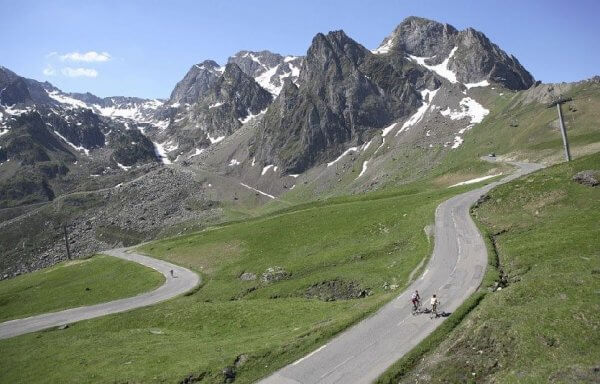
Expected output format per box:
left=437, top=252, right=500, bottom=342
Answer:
left=169, top=60, right=224, bottom=104
left=228, top=50, right=283, bottom=77
left=228, top=50, right=304, bottom=96
left=252, top=29, right=424, bottom=173
left=373, top=16, right=534, bottom=90
left=388, top=16, right=457, bottom=58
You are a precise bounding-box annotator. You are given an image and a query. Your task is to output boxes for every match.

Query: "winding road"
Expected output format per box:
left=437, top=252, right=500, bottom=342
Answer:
left=0, top=248, right=199, bottom=340
left=0, top=160, right=542, bottom=384
left=258, top=160, right=543, bottom=384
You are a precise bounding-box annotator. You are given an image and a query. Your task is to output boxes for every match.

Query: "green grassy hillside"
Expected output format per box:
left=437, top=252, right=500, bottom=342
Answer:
left=0, top=180, right=486, bottom=384
left=0, top=254, right=163, bottom=322
left=387, top=152, right=600, bottom=383
left=435, top=80, right=600, bottom=181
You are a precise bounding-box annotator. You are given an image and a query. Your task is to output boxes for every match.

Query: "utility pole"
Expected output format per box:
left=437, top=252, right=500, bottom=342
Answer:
left=547, top=96, right=572, bottom=162
left=63, top=223, right=72, bottom=260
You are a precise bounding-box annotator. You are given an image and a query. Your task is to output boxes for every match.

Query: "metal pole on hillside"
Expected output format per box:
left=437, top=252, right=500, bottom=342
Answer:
left=547, top=96, right=572, bottom=162
left=63, top=223, right=72, bottom=260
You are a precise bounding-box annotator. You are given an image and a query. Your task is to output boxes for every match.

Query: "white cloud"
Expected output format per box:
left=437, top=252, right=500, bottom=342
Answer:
left=61, top=67, right=98, bottom=78
left=60, top=51, right=111, bottom=63
left=42, top=65, right=56, bottom=76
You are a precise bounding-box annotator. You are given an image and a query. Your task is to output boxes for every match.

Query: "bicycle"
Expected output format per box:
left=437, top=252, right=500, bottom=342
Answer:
left=411, top=301, right=431, bottom=316
left=430, top=300, right=441, bottom=319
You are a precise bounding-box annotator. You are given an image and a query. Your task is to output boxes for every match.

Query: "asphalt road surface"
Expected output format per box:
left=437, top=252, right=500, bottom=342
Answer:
left=0, top=247, right=199, bottom=340
left=258, top=161, right=543, bottom=384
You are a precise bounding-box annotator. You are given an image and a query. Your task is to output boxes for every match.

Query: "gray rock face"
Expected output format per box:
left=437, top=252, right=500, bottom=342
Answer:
left=111, top=129, right=158, bottom=167
left=377, top=16, right=535, bottom=90
left=229, top=50, right=283, bottom=78
left=210, top=63, right=273, bottom=119
left=252, top=30, right=424, bottom=173
left=384, top=16, right=458, bottom=58
left=47, top=108, right=106, bottom=150
left=163, top=62, right=273, bottom=155
left=0, top=67, right=53, bottom=106
left=169, top=60, right=223, bottom=105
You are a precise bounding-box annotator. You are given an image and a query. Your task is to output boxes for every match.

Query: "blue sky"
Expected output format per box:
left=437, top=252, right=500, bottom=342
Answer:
left=1, top=0, right=598, bottom=99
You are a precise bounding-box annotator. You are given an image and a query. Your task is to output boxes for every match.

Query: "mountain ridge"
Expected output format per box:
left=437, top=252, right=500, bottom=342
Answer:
left=6, top=15, right=593, bottom=281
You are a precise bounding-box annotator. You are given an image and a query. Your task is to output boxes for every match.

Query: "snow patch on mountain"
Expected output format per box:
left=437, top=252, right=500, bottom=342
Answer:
left=440, top=97, right=489, bottom=148
left=240, top=182, right=276, bottom=199
left=440, top=97, right=489, bottom=124
left=396, top=88, right=439, bottom=135
left=372, top=37, right=395, bottom=54
left=261, top=164, right=274, bottom=175
left=3, top=105, right=31, bottom=116
left=116, top=162, right=132, bottom=171
left=382, top=122, right=397, bottom=137
left=357, top=160, right=369, bottom=179
left=239, top=108, right=267, bottom=124
left=47, top=91, right=89, bottom=109
left=188, top=148, right=204, bottom=159
left=409, top=47, right=458, bottom=83
left=255, top=65, right=281, bottom=95
left=327, top=147, right=358, bottom=167
left=153, top=141, right=172, bottom=164
left=464, top=80, right=490, bottom=89
left=207, top=133, right=225, bottom=144
left=52, top=129, right=90, bottom=155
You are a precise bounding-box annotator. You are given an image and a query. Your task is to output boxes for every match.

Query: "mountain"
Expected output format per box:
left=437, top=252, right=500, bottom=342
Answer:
left=251, top=30, right=426, bottom=173
left=11, top=16, right=600, bottom=281
left=228, top=50, right=303, bottom=95
left=169, top=60, right=224, bottom=105
left=373, top=16, right=534, bottom=90
left=0, top=66, right=165, bottom=208
left=156, top=62, right=273, bottom=160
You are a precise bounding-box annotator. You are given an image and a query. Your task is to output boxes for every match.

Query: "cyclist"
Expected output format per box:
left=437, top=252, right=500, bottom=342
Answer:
left=430, top=294, right=439, bottom=316
left=411, top=290, right=421, bottom=311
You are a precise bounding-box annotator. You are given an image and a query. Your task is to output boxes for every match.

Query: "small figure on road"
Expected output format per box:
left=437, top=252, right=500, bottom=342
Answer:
left=170, top=269, right=174, bottom=278
left=411, top=290, right=421, bottom=311
left=430, top=294, right=439, bottom=316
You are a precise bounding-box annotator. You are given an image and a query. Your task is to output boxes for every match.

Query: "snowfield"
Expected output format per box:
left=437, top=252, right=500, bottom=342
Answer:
left=357, top=161, right=369, bottom=179
left=409, top=47, right=458, bottom=83
left=397, top=88, right=439, bottom=135
left=440, top=97, right=489, bottom=124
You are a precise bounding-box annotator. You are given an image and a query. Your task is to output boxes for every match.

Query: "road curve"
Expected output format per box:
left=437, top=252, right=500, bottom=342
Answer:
left=259, top=160, right=543, bottom=384
left=0, top=248, right=200, bottom=340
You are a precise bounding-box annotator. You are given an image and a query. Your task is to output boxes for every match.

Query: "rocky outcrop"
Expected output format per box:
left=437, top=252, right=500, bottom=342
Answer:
left=573, top=170, right=599, bottom=187
left=111, top=129, right=159, bottom=166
